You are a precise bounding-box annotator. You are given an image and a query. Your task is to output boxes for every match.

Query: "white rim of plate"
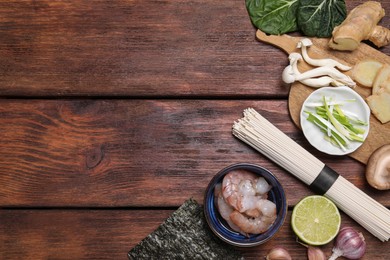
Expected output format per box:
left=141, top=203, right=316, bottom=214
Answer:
left=300, top=86, right=371, bottom=156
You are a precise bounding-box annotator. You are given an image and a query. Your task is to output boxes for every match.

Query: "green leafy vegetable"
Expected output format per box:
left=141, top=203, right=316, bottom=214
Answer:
left=245, top=0, right=347, bottom=37
left=245, top=0, right=299, bottom=35
left=297, top=0, right=347, bottom=37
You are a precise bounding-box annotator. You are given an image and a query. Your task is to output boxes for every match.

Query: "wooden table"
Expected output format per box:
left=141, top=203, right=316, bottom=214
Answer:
left=0, top=1, right=389, bottom=259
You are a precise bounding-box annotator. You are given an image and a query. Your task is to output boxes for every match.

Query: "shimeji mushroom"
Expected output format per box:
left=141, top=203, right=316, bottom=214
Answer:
left=366, top=144, right=390, bottom=190
left=282, top=53, right=356, bottom=88
left=297, top=38, right=352, bottom=71
left=289, top=53, right=346, bottom=88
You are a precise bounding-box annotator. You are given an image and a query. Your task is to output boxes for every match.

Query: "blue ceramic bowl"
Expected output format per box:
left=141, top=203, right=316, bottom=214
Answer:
left=204, top=163, right=287, bottom=247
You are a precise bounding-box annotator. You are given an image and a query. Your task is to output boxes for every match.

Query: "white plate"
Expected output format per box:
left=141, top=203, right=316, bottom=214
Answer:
left=300, top=86, right=370, bottom=156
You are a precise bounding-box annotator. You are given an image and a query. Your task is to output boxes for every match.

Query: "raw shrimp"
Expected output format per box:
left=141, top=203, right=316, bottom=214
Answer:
left=255, top=177, right=272, bottom=194
left=229, top=210, right=275, bottom=234
left=222, top=170, right=272, bottom=214
left=239, top=197, right=276, bottom=218
left=256, top=199, right=277, bottom=218
left=218, top=169, right=277, bottom=235
left=214, top=183, right=242, bottom=233
left=229, top=200, right=277, bottom=235
left=222, top=170, right=257, bottom=210
left=214, top=183, right=233, bottom=220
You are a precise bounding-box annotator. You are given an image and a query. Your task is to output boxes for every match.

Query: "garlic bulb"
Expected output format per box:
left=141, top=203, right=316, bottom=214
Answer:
left=329, top=226, right=366, bottom=260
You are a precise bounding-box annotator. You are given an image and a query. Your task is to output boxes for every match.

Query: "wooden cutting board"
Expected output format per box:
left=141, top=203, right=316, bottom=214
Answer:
left=256, top=30, right=390, bottom=164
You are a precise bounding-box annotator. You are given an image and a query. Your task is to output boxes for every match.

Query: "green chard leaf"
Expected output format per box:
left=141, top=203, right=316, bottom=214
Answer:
left=245, top=0, right=300, bottom=35
left=297, top=0, right=347, bottom=37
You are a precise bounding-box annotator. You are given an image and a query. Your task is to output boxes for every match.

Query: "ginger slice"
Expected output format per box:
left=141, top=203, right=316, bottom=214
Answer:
left=373, top=64, right=390, bottom=94
left=381, top=80, right=390, bottom=93
left=351, top=60, right=383, bottom=87
left=366, top=89, right=390, bottom=124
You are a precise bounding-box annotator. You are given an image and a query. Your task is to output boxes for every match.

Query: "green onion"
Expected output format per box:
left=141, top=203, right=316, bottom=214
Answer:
left=305, top=111, right=349, bottom=151
left=304, top=95, right=367, bottom=150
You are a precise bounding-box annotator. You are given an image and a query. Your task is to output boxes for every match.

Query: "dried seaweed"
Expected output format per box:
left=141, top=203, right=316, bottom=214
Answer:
left=128, top=198, right=244, bottom=260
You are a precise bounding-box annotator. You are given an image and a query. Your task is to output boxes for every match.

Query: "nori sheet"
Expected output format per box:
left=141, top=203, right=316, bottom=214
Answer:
left=128, top=198, right=244, bottom=260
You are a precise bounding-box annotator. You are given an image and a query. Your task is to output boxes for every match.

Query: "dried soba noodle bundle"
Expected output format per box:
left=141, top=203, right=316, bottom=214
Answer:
left=232, top=108, right=390, bottom=242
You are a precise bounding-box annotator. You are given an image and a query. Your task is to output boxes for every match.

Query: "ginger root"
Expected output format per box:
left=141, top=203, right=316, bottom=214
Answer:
left=329, top=1, right=390, bottom=51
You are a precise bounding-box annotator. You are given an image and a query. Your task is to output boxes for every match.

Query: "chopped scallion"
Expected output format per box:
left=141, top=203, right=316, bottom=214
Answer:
left=304, top=95, right=367, bottom=150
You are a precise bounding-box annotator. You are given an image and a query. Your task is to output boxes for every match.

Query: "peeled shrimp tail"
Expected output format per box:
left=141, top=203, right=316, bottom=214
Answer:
left=230, top=211, right=270, bottom=234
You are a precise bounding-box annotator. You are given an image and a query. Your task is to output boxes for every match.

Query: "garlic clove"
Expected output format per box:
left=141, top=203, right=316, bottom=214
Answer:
left=266, top=246, right=292, bottom=260
left=308, top=246, right=326, bottom=260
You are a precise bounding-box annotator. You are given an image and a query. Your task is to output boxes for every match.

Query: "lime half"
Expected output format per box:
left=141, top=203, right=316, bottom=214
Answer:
left=291, top=195, right=341, bottom=245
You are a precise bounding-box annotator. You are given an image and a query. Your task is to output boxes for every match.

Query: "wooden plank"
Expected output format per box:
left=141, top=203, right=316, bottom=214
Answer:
left=0, top=209, right=388, bottom=259
left=0, top=0, right=287, bottom=97
left=0, top=209, right=172, bottom=259
left=0, top=100, right=387, bottom=207
left=0, top=0, right=389, bottom=98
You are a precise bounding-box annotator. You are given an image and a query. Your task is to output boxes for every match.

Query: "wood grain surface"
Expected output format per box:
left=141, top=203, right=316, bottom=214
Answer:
left=4, top=99, right=386, bottom=207
left=0, top=0, right=390, bottom=259
left=0, top=0, right=288, bottom=97
left=0, top=209, right=386, bottom=259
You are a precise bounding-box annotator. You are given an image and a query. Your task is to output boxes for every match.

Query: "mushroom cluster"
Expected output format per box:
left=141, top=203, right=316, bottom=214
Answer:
left=282, top=38, right=356, bottom=88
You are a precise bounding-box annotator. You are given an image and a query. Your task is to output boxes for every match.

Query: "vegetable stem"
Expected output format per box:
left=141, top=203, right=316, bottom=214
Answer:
left=304, top=95, right=367, bottom=150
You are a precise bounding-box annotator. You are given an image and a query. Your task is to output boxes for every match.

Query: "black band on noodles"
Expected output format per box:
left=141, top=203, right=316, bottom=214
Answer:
left=309, top=165, right=339, bottom=195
